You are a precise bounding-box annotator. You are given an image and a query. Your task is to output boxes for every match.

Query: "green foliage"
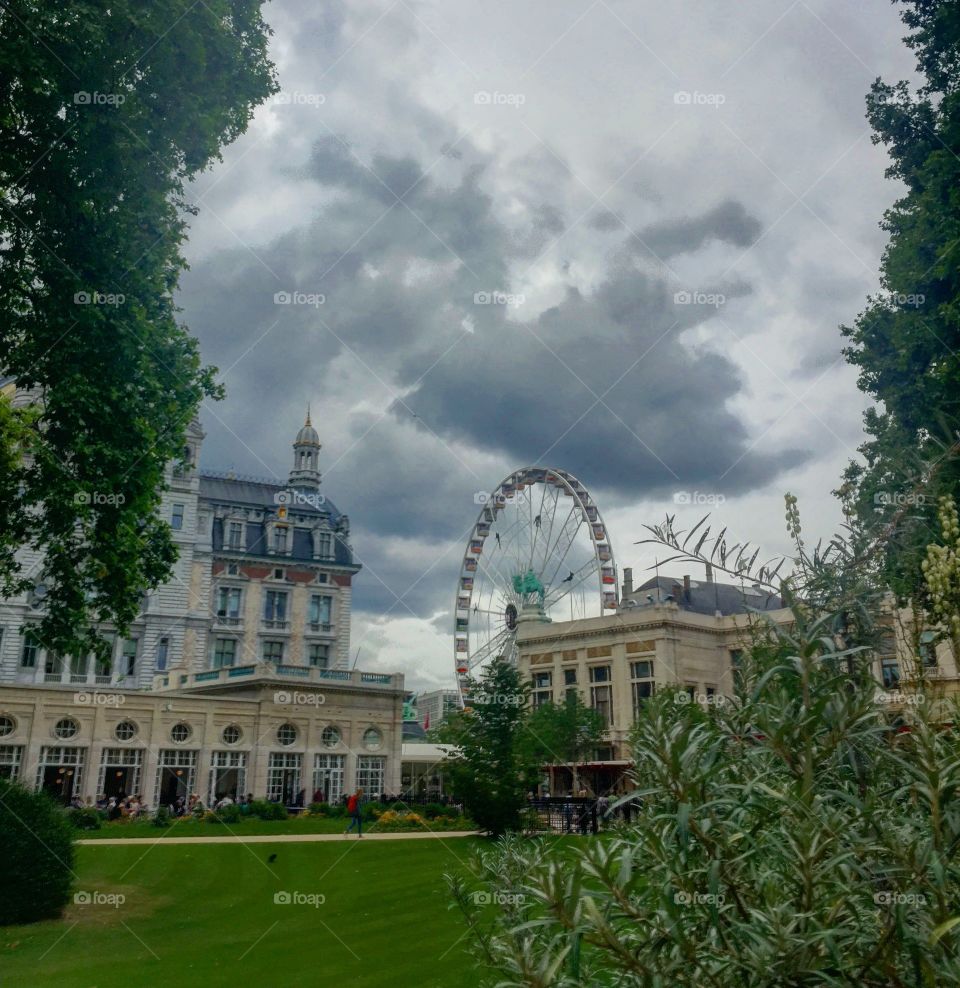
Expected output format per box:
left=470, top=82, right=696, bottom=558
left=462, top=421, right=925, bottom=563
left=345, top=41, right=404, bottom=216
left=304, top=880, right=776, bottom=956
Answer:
left=0, top=1, right=277, bottom=660
left=152, top=805, right=171, bottom=828
left=249, top=800, right=288, bottom=821
left=208, top=802, right=242, bottom=824
left=439, top=658, right=540, bottom=836
left=840, top=0, right=960, bottom=599
left=66, top=806, right=103, bottom=830
left=451, top=639, right=960, bottom=985
left=0, top=779, right=75, bottom=925
left=522, top=692, right=605, bottom=791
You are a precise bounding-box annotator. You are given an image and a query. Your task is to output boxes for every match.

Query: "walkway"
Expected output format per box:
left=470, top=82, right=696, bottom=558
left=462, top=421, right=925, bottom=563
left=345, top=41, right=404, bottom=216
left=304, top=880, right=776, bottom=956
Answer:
left=78, top=830, right=479, bottom=845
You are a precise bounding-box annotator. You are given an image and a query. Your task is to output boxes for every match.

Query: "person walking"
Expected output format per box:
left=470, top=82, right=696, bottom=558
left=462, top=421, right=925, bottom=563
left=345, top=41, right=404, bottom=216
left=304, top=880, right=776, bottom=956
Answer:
left=344, top=787, right=364, bottom=838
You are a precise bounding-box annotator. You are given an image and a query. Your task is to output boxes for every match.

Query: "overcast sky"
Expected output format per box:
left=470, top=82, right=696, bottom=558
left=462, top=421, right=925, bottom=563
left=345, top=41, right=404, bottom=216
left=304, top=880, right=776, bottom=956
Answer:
left=177, top=0, right=916, bottom=691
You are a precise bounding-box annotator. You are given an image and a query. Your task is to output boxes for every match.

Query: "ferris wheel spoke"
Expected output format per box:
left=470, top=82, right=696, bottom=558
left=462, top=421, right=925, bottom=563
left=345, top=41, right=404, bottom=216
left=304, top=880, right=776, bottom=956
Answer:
left=541, top=500, right=578, bottom=579
left=544, top=512, right=588, bottom=591
left=544, top=557, right=599, bottom=610
left=470, top=627, right=512, bottom=669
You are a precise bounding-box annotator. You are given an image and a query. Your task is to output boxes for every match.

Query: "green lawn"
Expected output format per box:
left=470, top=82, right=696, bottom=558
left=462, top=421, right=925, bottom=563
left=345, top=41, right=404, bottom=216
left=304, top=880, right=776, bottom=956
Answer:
left=79, top=813, right=473, bottom=840
left=1, top=838, right=487, bottom=987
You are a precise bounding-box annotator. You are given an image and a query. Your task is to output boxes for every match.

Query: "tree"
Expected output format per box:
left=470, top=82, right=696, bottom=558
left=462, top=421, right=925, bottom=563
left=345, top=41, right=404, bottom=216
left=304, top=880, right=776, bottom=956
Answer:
left=0, top=2, right=277, bottom=660
left=0, top=779, right=75, bottom=925
left=439, top=658, right=539, bottom=836
left=523, top=692, right=605, bottom=793
left=449, top=508, right=960, bottom=985
left=840, top=0, right=960, bottom=600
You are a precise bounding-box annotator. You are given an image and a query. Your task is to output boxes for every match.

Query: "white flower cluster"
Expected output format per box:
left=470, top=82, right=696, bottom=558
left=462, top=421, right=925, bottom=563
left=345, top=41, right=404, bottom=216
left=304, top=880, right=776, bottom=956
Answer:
left=922, top=496, right=960, bottom=639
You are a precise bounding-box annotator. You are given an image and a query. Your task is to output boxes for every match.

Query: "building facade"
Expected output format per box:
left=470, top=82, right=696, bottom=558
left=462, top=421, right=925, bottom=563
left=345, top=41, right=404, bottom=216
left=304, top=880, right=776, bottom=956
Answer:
left=0, top=397, right=405, bottom=806
left=0, top=410, right=359, bottom=686
left=0, top=666, right=404, bottom=806
left=416, top=688, right=460, bottom=731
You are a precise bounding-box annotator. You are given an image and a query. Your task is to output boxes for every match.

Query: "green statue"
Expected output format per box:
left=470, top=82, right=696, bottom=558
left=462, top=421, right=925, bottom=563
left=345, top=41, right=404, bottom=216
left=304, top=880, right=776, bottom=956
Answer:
left=512, top=568, right=545, bottom=602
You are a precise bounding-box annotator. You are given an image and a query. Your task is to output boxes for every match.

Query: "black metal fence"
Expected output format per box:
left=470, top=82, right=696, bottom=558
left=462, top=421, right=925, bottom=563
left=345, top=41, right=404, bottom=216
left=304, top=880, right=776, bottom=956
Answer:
left=526, top=797, right=598, bottom=834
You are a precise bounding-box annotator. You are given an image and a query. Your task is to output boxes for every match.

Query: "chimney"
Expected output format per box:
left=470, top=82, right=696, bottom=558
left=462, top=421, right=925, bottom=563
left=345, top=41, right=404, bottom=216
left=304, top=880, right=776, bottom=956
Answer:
left=622, top=567, right=633, bottom=598
left=683, top=574, right=691, bottom=602
left=705, top=562, right=713, bottom=583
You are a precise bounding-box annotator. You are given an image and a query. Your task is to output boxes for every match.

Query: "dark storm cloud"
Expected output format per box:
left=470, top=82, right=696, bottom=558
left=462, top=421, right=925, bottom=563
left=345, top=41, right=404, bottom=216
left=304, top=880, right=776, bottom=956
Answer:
left=180, top=137, right=803, bottom=564
left=635, top=200, right=763, bottom=259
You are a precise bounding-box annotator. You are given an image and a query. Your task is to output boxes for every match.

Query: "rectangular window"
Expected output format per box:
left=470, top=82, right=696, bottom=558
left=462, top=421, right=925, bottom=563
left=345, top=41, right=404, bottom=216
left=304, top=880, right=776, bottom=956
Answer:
left=356, top=755, right=385, bottom=797
left=307, top=643, right=329, bottom=669
left=317, top=532, right=333, bottom=559
left=266, top=752, right=301, bottom=803
left=263, top=591, right=288, bottom=622
left=309, top=595, right=332, bottom=627
left=880, top=656, right=900, bottom=689
left=0, top=745, right=23, bottom=781
left=532, top=670, right=552, bottom=708
left=273, top=526, right=288, bottom=552
left=121, top=639, right=138, bottom=677
left=20, top=631, right=39, bottom=668
left=589, top=666, right=612, bottom=726
left=216, top=587, right=242, bottom=619
left=630, top=659, right=655, bottom=720
left=171, top=503, right=185, bottom=530
left=563, top=668, right=577, bottom=686
left=213, top=639, right=237, bottom=669
left=155, top=637, right=169, bottom=672
left=920, top=631, right=938, bottom=668
left=263, top=640, right=284, bottom=663
left=227, top=522, right=243, bottom=549
left=313, top=754, right=345, bottom=804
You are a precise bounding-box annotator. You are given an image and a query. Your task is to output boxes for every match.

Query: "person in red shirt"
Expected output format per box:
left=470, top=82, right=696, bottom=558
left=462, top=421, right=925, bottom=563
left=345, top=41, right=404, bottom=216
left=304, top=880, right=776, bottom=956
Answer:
left=344, top=787, right=364, bottom=838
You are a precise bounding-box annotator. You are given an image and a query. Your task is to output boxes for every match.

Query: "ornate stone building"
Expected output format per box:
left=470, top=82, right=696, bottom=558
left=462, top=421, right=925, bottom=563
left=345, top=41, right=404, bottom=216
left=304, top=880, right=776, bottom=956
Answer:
left=0, top=409, right=360, bottom=685
left=0, top=396, right=404, bottom=805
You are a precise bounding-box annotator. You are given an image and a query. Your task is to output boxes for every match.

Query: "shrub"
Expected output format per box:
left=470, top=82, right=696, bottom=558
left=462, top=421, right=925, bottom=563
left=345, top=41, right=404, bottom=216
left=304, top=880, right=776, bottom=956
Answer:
left=308, top=801, right=344, bottom=817
left=152, top=805, right=171, bottom=827
left=0, top=779, right=75, bottom=925
left=66, top=807, right=103, bottom=831
left=249, top=800, right=287, bottom=821
left=209, top=803, right=242, bottom=824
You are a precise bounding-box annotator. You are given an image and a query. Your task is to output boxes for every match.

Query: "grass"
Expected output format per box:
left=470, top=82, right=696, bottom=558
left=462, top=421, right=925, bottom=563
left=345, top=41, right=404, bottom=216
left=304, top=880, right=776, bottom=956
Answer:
left=78, top=813, right=474, bottom=839
left=1, top=837, right=487, bottom=987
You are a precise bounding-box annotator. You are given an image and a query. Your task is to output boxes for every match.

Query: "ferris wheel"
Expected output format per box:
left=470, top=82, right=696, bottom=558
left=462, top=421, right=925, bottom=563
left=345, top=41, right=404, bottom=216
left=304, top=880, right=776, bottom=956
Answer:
left=454, top=467, right=618, bottom=704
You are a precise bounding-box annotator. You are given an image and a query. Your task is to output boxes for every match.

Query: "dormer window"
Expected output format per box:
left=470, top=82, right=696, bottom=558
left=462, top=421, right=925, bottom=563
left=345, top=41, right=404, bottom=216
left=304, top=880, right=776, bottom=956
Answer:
left=273, top=526, right=288, bottom=553
left=227, top=521, right=243, bottom=550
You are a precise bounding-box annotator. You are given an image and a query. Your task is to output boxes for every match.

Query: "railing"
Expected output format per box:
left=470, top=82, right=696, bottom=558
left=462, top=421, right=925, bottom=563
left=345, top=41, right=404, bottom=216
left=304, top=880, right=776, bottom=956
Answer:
left=214, top=615, right=242, bottom=627
left=227, top=665, right=256, bottom=677
left=360, top=673, right=392, bottom=684
left=308, top=622, right=334, bottom=634
left=276, top=665, right=311, bottom=678
left=525, top=797, right=599, bottom=835
left=195, top=671, right=220, bottom=682
left=262, top=620, right=290, bottom=631
left=317, top=669, right=351, bottom=681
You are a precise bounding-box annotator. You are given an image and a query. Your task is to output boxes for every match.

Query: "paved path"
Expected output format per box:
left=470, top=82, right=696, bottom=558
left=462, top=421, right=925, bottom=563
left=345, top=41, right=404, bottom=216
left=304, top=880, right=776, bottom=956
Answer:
left=78, top=830, right=479, bottom=845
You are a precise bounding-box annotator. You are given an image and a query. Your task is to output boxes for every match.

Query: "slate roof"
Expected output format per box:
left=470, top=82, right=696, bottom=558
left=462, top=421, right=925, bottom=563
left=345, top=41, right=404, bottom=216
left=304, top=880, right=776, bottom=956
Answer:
left=623, top=575, right=784, bottom=616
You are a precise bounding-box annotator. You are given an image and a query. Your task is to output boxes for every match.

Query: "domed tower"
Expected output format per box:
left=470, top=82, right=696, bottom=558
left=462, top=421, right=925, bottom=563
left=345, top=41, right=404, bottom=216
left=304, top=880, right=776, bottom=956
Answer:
left=288, top=405, right=322, bottom=492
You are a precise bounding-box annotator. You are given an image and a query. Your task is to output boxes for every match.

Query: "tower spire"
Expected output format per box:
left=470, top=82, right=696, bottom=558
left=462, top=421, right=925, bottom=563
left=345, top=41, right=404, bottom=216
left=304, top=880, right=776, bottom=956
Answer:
left=289, top=405, right=322, bottom=491
left=306, top=403, right=311, bottom=427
